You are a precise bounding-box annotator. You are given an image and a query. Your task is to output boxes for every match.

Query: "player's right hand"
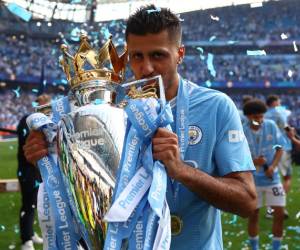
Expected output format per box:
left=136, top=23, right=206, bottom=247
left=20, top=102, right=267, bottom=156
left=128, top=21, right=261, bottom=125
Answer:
left=23, top=130, right=48, bottom=165
left=253, top=155, right=266, bottom=167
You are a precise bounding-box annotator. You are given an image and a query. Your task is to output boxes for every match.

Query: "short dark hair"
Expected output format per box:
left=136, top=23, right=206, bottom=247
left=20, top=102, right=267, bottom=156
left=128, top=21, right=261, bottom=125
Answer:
left=125, top=4, right=182, bottom=45
left=266, top=95, right=279, bottom=107
left=243, top=99, right=267, bottom=116
left=242, top=95, right=253, bottom=105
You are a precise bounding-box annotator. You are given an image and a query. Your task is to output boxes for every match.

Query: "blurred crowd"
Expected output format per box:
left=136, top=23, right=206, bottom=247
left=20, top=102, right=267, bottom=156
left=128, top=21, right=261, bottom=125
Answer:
left=181, top=0, right=300, bottom=41
left=0, top=90, right=35, bottom=130
left=1, top=0, right=300, bottom=131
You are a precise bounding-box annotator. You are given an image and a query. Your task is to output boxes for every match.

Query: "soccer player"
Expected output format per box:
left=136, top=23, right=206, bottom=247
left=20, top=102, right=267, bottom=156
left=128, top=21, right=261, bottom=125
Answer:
left=265, top=95, right=292, bottom=218
left=24, top=5, right=257, bottom=249
left=243, top=99, right=285, bottom=250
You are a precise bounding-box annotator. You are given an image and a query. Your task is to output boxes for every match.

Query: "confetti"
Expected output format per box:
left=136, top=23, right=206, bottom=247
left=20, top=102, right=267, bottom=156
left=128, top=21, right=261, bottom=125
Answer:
left=70, top=27, right=81, bottom=42
left=32, top=101, right=39, bottom=107
left=146, top=7, right=161, bottom=14
left=209, top=35, right=216, bottom=42
left=228, top=215, right=237, bottom=224
left=293, top=41, right=298, bottom=52
left=210, top=15, right=220, bottom=21
left=20, top=211, right=25, bottom=218
left=205, top=80, right=212, bottom=88
left=196, top=47, right=204, bottom=54
left=296, top=211, right=300, bottom=220
left=246, top=50, right=267, bottom=56
left=35, top=181, right=41, bottom=188
left=227, top=40, right=237, bottom=45
left=18, top=171, right=22, bottom=177
left=23, top=129, right=27, bottom=136
left=8, top=244, right=16, bottom=249
left=32, top=88, right=39, bottom=93
left=0, top=225, right=5, bottom=231
left=32, top=205, right=36, bottom=209
left=281, top=33, right=288, bottom=40
left=94, top=99, right=104, bottom=105
left=9, top=145, right=14, bottom=150
left=288, top=69, right=293, bottom=78
left=207, top=53, right=216, bottom=77
left=100, top=27, right=111, bottom=40
left=7, top=3, right=32, bottom=22
left=287, top=226, right=300, bottom=233
left=12, top=86, right=21, bottom=98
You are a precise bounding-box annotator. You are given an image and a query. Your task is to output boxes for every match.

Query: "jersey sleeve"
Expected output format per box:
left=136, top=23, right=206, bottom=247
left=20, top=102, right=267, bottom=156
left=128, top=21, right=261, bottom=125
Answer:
left=214, top=95, right=255, bottom=176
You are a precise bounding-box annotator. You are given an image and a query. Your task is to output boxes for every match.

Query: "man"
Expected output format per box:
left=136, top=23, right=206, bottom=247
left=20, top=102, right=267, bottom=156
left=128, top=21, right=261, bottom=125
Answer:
left=239, top=94, right=253, bottom=124
left=17, top=94, right=50, bottom=250
left=243, top=99, right=285, bottom=250
left=265, top=95, right=292, bottom=218
left=24, top=5, right=257, bottom=249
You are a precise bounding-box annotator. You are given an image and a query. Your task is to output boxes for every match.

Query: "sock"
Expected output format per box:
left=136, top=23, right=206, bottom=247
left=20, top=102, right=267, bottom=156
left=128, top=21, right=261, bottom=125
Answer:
left=272, top=237, right=282, bottom=250
left=249, top=236, right=259, bottom=250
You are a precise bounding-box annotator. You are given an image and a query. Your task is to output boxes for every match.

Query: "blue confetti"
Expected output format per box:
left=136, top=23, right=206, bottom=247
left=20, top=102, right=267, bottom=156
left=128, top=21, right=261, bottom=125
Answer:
left=32, top=89, right=38, bottom=93
left=227, top=40, right=237, bottom=45
left=32, top=101, right=38, bottom=107
left=61, top=79, right=68, bottom=85
left=35, top=181, right=41, bottom=188
left=207, top=53, right=216, bottom=77
left=100, top=27, right=111, bottom=40
left=228, top=215, right=237, bottom=224
left=43, top=80, right=47, bottom=86
left=209, top=35, right=216, bottom=42
left=22, top=129, right=27, bottom=136
left=0, top=225, right=5, bottom=231
left=18, top=171, right=22, bottom=177
left=229, top=71, right=234, bottom=76
left=287, top=226, right=300, bottom=234
left=146, top=7, right=161, bottom=14
left=246, top=50, right=266, bottom=56
left=70, top=27, right=81, bottom=42
left=12, top=86, right=21, bottom=98
left=7, top=3, right=32, bottom=22
left=94, top=99, right=104, bottom=105
left=196, top=47, right=204, bottom=54
left=205, top=80, right=212, bottom=88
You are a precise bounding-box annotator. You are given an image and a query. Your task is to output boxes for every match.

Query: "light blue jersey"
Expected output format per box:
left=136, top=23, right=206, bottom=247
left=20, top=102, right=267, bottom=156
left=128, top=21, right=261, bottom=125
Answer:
left=243, top=119, right=284, bottom=187
left=168, top=78, right=255, bottom=250
left=265, top=107, right=292, bottom=151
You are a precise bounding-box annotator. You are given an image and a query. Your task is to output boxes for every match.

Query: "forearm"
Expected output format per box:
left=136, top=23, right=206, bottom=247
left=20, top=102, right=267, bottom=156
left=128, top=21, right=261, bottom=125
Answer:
left=270, top=149, right=283, bottom=168
left=174, top=163, right=257, bottom=218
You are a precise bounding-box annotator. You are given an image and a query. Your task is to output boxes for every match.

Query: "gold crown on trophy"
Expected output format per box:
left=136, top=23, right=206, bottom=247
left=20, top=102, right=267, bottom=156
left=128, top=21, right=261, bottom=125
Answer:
left=60, top=33, right=127, bottom=88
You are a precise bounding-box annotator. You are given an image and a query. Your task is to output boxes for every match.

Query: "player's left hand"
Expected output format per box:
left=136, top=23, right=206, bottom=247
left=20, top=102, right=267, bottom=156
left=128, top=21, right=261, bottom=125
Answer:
left=264, top=165, right=274, bottom=179
left=152, top=128, right=184, bottom=179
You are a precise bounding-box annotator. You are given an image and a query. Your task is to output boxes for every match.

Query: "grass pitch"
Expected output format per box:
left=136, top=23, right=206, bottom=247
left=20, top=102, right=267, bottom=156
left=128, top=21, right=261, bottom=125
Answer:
left=0, top=140, right=299, bottom=249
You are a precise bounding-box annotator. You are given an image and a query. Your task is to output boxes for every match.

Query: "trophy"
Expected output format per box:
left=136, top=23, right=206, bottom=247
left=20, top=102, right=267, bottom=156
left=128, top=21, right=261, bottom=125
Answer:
left=56, top=34, right=127, bottom=249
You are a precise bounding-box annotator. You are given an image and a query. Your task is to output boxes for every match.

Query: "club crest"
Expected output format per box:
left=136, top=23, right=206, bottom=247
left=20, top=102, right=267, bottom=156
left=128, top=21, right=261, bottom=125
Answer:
left=188, top=125, right=202, bottom=145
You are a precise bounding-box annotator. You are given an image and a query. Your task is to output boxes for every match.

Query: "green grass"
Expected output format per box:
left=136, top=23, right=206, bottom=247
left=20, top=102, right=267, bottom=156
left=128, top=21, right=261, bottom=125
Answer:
left=0, top=140, right=18, bottom=179
left=0, top=141, right=299, bottom=249
left=222, top=165, right=300, bottom=250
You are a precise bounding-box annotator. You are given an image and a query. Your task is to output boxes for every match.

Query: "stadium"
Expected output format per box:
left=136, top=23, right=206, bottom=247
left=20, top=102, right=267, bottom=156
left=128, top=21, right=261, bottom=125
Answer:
left=0, top=0, right=299, bottom=249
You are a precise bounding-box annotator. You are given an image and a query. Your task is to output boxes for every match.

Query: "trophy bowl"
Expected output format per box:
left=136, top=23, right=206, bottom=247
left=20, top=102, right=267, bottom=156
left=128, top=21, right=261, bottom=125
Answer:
left=56, top=79, right=126, bottom=249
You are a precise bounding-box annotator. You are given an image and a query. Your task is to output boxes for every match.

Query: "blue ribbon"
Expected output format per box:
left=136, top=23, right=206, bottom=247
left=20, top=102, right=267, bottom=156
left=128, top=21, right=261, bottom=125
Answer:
left=104, top=97, right=173, bottom=250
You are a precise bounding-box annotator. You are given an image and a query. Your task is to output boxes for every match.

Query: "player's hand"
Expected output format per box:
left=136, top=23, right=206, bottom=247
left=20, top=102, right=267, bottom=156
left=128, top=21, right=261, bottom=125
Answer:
left=23, top=131, right=48, bottom=165
left=264, top=165, right=274, bottom=179
left=152, top=128, right=184, bottom=179
left=253, top=156, right=267, bottom=167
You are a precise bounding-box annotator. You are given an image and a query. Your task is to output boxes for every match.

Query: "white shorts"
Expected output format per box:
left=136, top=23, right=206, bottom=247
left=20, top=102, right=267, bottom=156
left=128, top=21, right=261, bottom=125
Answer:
left=278, top=151, right=292, bottom=177
left=256, top=184, right=286, bottom=208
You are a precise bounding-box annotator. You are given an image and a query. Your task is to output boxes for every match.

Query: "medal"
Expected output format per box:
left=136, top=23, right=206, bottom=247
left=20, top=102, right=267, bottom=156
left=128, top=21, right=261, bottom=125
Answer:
left=171, top=215, right=183, bottom=236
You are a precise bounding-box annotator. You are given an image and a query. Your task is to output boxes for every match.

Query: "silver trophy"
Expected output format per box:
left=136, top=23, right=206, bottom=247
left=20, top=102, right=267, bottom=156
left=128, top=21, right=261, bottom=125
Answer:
left=56, top=34, right=166, bottom=249
left=56, top=34, right=127, bottom=249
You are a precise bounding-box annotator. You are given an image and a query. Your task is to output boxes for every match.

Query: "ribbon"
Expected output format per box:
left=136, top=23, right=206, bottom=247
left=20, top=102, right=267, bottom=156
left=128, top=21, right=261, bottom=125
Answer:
left=27, top=97, right=80, bottom=250
left=104, top=97, right=173, bottom=250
